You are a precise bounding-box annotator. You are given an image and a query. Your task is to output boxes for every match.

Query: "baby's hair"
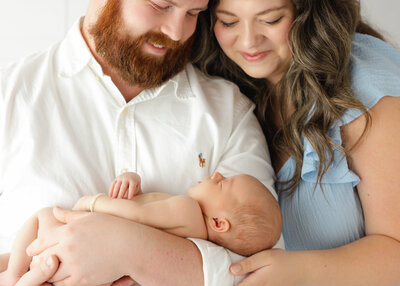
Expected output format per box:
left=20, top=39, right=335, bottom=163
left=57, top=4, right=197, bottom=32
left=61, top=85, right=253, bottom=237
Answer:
left=213, top=187, right=282, bottom=256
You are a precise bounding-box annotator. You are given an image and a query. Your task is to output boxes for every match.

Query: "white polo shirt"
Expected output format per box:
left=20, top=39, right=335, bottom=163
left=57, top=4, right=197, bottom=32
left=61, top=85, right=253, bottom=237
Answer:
left=0, top=19, right=276, bottom=285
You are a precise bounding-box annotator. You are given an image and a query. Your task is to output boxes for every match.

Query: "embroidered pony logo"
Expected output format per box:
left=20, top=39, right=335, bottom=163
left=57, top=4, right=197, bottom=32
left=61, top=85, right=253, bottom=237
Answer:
left=198, top=153, right=206, bottom=168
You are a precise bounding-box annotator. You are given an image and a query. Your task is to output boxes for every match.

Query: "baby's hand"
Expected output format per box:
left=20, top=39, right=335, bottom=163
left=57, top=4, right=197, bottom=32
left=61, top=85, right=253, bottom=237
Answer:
left=109, top=172, right=142, bottom=200
left=73, top=195, right=94, bottom=211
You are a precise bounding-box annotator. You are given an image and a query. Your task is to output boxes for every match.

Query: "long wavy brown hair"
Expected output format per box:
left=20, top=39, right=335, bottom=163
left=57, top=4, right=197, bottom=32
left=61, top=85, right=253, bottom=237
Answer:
left=192, top=0, right=384, bottom=193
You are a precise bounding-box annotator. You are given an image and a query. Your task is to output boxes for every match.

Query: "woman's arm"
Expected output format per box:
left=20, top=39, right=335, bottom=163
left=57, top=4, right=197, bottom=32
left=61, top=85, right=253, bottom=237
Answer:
left=231, top=96, right=400, bottom=286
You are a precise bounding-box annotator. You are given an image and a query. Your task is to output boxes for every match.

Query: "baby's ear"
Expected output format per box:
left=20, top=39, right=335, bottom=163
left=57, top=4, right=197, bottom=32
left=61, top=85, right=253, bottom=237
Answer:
left=207, top=216, right=231, bottom=233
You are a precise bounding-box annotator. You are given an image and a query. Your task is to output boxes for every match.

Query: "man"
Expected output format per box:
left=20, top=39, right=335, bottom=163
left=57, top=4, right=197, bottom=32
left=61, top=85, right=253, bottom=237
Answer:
left=0, top=0, right=276, bottom=285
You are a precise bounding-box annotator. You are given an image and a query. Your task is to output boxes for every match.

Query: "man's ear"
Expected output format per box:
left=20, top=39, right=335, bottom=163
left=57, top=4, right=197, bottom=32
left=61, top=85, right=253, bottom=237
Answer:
left=207, top=216, right=231, bottom=233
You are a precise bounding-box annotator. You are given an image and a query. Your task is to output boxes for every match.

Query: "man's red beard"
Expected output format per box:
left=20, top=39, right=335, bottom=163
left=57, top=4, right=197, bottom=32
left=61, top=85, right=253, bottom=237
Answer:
left=89, top=0, right=194, bottom=89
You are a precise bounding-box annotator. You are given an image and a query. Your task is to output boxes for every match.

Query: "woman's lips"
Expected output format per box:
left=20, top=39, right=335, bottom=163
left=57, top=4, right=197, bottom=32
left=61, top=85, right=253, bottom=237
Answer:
left=241, top=51, right=269, bottom=62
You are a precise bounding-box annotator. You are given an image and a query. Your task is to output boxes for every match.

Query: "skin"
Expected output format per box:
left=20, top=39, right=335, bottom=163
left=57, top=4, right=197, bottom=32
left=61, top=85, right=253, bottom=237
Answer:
left=213, top=0, right=294, bottom=84
left=214, top=0, right=400, bottom=285
left=8, top=0, right=210, bottom=285
left=83, top=0, right=208, bottom=102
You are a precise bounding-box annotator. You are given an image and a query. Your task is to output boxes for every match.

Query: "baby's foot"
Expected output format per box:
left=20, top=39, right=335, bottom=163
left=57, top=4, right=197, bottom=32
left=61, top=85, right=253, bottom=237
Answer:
left=0, top=270, right=19, bottom=286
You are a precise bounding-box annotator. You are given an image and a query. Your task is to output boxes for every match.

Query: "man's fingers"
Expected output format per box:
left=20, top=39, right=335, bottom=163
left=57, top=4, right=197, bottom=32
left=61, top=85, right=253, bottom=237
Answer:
left=53, top=206, right=90, bottom=223
left=15, top=255, right=59, bottom=286
left=0, top=253, right=10, bottom=272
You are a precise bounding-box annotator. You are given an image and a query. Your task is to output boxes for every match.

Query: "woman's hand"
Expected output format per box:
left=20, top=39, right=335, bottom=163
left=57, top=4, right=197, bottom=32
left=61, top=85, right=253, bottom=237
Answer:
left=230, top=249, right=305, bottom=286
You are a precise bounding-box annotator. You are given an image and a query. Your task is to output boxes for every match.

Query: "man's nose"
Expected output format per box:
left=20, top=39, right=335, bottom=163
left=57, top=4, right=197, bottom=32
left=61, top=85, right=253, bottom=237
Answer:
left=160, top=14, right=185, bottom=42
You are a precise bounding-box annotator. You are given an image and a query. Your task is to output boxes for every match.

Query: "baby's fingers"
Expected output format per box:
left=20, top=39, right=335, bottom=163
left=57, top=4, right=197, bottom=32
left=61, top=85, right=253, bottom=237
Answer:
left=111, top=180, right=122, bottom=198
left=118, top=181, right=129, bottom=199
left=109, top=180, right=117, bottom=197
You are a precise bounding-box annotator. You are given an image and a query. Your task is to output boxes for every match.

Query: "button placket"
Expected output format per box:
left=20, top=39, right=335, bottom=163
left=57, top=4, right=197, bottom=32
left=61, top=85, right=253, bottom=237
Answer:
left=116, top=104, right=137, bottom=176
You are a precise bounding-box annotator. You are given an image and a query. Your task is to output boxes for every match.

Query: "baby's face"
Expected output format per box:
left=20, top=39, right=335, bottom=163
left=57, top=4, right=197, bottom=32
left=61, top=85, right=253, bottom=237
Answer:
left=188, top=172, right=260, bottom=217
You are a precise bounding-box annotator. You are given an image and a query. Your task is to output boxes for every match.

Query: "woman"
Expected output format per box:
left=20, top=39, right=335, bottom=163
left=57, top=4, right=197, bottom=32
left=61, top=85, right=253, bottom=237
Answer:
left=193, top=0, right=400, bottom=285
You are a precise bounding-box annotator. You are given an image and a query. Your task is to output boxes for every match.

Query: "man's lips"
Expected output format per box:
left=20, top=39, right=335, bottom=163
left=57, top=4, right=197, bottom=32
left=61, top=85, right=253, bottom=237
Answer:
left=241, top=51, right=269, bottom=62
left=143, top=42, right=168, bottom=56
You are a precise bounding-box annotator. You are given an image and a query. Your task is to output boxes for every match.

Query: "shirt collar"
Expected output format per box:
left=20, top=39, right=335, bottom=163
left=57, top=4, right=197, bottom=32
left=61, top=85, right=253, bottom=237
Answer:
left=57, top=17, right=92, bottom=77
left=152, top=64, right=196, bottom=100
left=58, top=18, right=196, bottom=99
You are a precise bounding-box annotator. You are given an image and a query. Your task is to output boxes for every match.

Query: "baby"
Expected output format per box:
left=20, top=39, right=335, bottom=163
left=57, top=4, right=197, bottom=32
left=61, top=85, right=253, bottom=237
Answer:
left=0, top=172, right=282, bottom=285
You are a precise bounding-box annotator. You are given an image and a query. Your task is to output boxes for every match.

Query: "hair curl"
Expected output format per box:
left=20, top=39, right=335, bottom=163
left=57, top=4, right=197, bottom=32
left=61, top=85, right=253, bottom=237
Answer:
left=192, top=0, right=383, bottom=194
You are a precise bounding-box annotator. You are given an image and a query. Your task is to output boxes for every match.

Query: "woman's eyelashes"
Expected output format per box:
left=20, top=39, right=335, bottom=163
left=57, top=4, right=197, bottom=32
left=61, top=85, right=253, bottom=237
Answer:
left=220, top=20, right=238, bottom=28
left=218, top=16, right=284, bottom=28
left=262, top=16, right=283, bottom=25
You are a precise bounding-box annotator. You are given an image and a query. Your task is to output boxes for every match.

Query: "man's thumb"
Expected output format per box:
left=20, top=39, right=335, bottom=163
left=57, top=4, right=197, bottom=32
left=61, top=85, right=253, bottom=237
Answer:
left=53, top=206, right=89, bottom=223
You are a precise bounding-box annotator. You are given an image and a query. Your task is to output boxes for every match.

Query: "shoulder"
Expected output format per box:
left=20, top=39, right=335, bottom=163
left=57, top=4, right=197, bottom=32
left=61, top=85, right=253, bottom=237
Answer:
left=340, top=34, right=400, bottom=126
left=349, top=34, right=400, bottom=110
left=169, top=195, right=202, bottom=215
left=0, top=47, right=58, bottom=102
left=342, top=96, right=400, bottom=149
left=185, top=64, right=254, bottom=110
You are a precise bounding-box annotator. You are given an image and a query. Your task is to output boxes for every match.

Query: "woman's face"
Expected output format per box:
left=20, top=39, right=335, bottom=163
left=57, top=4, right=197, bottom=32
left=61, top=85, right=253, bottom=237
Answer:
left=214, top=0, right=295, bottom=84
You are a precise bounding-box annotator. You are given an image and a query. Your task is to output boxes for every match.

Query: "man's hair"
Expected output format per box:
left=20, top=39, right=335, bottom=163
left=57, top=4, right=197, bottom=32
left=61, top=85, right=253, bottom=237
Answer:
left=213, top=193, right=282, bottom=257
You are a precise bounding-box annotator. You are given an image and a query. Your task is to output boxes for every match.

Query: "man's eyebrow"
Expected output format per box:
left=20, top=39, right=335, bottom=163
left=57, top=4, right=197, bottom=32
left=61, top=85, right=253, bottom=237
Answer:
left=163, top=0, right=208, bottom=11
left=216, top=6, right=286, bottom=17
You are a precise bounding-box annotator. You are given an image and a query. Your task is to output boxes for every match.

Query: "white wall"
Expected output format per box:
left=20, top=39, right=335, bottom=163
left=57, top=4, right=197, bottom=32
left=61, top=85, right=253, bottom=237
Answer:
left=360, top=0, right=400, bottom=49
left=0, top=0, right=399, bottom=66
left=0, top=0, right=89, bottom=66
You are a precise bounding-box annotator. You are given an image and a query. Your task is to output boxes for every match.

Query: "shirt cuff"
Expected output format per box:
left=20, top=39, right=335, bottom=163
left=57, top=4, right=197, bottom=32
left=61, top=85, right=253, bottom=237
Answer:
left=188, top=238, right=245, bottom=286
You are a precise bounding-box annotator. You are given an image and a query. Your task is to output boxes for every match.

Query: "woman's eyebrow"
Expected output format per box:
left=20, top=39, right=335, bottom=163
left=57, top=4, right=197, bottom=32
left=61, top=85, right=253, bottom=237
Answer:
left=255, top=6, right=286, bottom=16
left=216, top=6, right=286, bottom=17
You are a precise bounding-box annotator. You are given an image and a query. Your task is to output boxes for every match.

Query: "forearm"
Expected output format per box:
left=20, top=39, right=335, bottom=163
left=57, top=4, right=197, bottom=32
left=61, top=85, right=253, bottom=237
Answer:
left=299, top=235, right=400, bottom=285
left=94, top=195, right=143, bottom=222
left=122, top=220, right=204, bottom=286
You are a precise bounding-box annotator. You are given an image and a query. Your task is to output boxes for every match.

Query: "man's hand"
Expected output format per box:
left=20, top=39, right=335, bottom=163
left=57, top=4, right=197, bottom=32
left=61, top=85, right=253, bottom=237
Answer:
left=15, top=255, right=59, bottom=286
left=72, top=195, right=95, bottom=211
left=109, top=172, right=142, bottom=200
left=26, top=207, right=136, bottom=285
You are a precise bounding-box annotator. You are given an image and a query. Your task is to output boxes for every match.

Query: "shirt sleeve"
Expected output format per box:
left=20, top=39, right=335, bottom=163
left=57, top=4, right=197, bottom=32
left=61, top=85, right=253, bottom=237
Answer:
left=187, top=238, right=245, bottom=286
left=216, top=92, right=276, bottom=199
left=188, top=89, right=279, bottom=286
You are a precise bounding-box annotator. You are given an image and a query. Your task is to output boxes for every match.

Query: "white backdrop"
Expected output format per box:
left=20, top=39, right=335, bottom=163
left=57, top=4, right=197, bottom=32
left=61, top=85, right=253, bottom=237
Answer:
left=0, top=0, right=399, bottom=66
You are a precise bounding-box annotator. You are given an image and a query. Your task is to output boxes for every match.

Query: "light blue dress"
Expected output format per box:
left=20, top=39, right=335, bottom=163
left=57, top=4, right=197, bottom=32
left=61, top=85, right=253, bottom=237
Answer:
left=278, top=34, right=400, bottom=250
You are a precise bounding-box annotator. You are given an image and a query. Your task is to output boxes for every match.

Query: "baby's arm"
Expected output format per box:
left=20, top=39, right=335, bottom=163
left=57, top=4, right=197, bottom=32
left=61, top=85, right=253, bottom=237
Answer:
left=74, top=194, right=208, bottom=239
left=109, top=172, right=142, bottom=199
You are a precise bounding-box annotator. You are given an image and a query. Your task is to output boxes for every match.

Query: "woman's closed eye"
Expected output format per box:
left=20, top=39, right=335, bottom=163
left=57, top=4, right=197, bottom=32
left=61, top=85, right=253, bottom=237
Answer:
left=218, top=19, right=238, bottom=28
left=261, top=16, right=283, bottom=25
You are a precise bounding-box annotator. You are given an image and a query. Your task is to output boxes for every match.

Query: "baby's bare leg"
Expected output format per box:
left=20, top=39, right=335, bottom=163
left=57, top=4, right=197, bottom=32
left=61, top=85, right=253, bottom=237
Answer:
left=0, top=207, right=62, bottom=285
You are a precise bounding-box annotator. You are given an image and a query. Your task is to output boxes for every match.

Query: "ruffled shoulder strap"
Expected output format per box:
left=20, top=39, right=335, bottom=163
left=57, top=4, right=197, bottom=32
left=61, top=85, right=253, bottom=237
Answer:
left=343, top=33, right=400, bottom=124
left=300, top=34, right=400, bottom=186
